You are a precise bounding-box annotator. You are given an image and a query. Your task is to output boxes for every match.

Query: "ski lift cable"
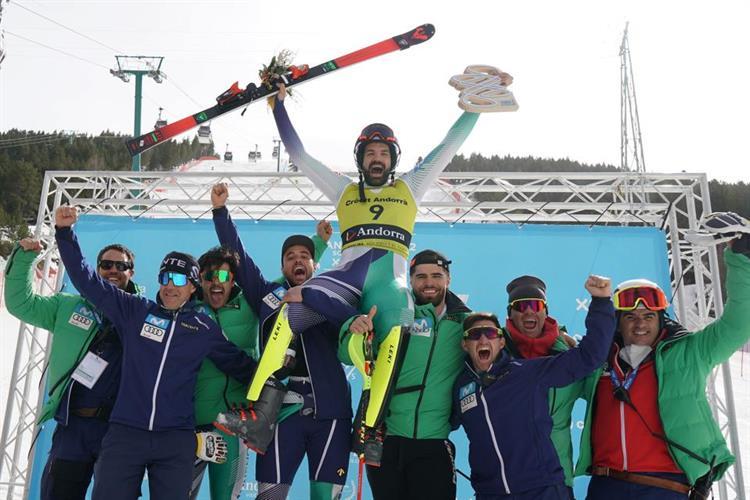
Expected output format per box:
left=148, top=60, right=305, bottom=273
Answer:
left=4, top=30, right=109, bottom=69
left=0, top=135, right=70, bottom=150
left=10, top=0, right=123, bottom=53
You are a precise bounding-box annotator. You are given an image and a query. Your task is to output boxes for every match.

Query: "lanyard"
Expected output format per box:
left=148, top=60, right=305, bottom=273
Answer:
left=609, top=364, right=639, bottom=392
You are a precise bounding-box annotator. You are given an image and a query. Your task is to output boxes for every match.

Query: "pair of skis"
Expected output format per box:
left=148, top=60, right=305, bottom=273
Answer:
left=125, top=24, right=435, bottom=157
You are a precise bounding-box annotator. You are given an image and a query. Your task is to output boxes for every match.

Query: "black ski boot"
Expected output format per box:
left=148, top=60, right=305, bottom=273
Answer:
left=214, top=377, right=286, bottom=454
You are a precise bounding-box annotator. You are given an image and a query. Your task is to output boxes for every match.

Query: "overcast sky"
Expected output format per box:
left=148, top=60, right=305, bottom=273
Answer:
left=1, top=0, right=748, bottom=182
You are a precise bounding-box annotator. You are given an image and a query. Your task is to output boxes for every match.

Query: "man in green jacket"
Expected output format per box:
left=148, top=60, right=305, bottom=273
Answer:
left=344, top=249, right=470, bottom=500
left=4, top=238, right=137, bottom=500
left=190, top=222, right=331, bottom=500
left=576, top=217, right=750, bottom=499
left=501, top=275, right=579, bottom=494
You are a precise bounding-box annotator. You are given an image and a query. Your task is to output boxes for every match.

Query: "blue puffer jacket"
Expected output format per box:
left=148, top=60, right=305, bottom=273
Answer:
left=56, top=226, right=256, bottom=431
left=451, top=297, right=615, bottom=496
left=213, top=207, right=352, bottom=420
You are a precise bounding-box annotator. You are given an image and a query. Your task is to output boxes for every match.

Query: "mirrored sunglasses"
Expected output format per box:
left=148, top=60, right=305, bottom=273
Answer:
left=158, top=272, right=189, bottom=287
left=98, top=260, right=133, bottom=272
left=613, top=286, right=668, bottom=311
left=202, top=269, right=233, bottom=283
left=509, top=298, right=546, bottom=313
left=463, top=326, right=504, bottom=341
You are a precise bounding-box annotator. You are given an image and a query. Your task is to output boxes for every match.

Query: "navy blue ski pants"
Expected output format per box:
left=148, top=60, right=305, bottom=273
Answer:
left=40, top=415, right=109, bottom=500
left=91, top=423, right=195, bottom=500
left=255, top=380, right=350, bottom=487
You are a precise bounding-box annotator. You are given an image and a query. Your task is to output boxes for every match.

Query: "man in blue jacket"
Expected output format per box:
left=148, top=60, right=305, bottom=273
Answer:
left=54, top=205, right=256, bottom=500
left=451, top=275, right=615, bottom=499
left=209, top=184, right=351, bottom=500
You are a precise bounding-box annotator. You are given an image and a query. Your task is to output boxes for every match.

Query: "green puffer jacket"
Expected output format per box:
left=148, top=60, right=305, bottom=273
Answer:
left=193, top=285, right=259, bottom=426
left=340, top=291, right=470, bottom=439
left=503, top=325, right=581, bottom=487
left=576, top=249, right=750, bottom=485
left=191, top=233, right=329, bottom=426
left=3, top=245, right=138, bottom=424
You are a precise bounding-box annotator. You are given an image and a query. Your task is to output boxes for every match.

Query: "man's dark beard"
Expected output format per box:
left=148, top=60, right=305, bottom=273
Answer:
left=414, top=288, right=446, bottom=307
left=363, top=162, right=389, bottom=186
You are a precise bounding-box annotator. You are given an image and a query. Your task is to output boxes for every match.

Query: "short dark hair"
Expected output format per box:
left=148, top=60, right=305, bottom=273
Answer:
left=463, top=312, right=501, bottom=332
left=198, top=246, right=241, bottom=276
left=97, top=244, right=135, bottom=267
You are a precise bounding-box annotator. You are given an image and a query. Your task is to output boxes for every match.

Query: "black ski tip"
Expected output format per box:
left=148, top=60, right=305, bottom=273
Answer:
left=421, top=24, right=436, bottom=38
left=395, top=23, right=436, bottom=49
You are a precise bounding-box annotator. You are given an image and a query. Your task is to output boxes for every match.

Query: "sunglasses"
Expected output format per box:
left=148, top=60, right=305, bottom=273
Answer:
left=98, top=260, right=133, bottom=272
left=202, top=269, right=233, bottom=283
left=509, top=298, right=546, bottom=313
left=158, top=272, right=189, bottom=287
left=463, top=326, right=504, bottom=341
left=613, top=286, right=668, bottom=311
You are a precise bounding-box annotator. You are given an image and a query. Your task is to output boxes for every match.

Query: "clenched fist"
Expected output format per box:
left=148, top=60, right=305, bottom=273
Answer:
left=211, top=183, right=229, bottom=209
left=584, top=275, right=611, bottom=298
left=55, top=206, right=78, bottom=228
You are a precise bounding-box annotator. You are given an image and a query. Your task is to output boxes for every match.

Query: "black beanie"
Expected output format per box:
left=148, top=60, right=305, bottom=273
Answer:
left=281, top=235, right=315, bottom=263
left=160, top=251, right=200, bottom=288
left=506, top=275, right=547, bottom=303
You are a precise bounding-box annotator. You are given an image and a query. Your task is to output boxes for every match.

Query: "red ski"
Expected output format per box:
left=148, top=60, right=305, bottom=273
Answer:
left=126, top=24, right=435, bottom=156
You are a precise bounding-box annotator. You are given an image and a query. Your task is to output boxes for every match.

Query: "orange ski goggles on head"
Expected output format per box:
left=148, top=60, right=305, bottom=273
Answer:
left=613, top=285, right=669, bottom=311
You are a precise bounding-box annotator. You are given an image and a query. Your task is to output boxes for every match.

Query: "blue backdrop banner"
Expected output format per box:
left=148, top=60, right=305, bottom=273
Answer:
left=28, top=215, right=671, bottom=500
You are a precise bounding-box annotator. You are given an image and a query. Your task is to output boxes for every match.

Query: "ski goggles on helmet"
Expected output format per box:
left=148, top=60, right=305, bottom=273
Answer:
left=613, top=286, right=668, bottom=311
left=158, top=272, right=190, bottom=287
left=202, top=269, right=233, bottom=283
left=509, top=298, right=546, bottom=313
left=358, top=123, right=398, bottom=145
left=463, top=326, right=504, bottom=341
left=98, top=259, right=133, bottom=272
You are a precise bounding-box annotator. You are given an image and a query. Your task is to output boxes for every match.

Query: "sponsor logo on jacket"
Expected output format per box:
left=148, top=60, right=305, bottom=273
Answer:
left=411, top=317, right=433, bottom=337
left=262, top=287, right=286, bottom=310
left=459, top=381, right=478, bottom=413
left=140, top=314, right=169, bottom=342
left=68, top=303, right=96, bottom=330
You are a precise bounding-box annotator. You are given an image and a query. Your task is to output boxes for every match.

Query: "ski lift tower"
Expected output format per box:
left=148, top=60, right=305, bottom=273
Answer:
left=110, top=55, right=165, bottom=172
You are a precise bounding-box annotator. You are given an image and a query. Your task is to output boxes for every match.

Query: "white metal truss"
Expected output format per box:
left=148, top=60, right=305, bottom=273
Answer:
left=1, top=170, right=744, bottom=499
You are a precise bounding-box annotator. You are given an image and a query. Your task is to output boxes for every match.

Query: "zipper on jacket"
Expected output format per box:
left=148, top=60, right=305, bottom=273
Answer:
left=480, top=391, right=511, bottom=494
left=412, top=313, right=439, bottom=438
left=619, top=400, right=628, bottom=469
left=149, top=311, right=178, bottom=430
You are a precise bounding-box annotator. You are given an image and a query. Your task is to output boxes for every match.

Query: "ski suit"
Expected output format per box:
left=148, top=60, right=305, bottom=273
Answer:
left=55, top=226, right=256, bottom=500
left=576, top=248, right=750, bottom=498
left=339, top=291, right=470, bottom=500
left=212, top=207, right=350, bottom=499
left=272, top=99, right=479, bottom=426
left=189, top=284, right=259, bottom=500
left=4, top=244, right=137, bottom=500
left=451, top=297, right=615, bottom=499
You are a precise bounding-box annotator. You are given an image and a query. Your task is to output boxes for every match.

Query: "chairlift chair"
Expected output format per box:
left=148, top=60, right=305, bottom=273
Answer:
left=154, top=107, right=168, bottom=128
left=197, top=124, right=213, bottom=145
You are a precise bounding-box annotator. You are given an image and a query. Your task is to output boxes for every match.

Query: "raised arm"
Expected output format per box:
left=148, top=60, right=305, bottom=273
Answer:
left=54, top=207, right=143, bottom=331
left=211, top=184, right=280, bottom=315
left=271, top=92, right=350, bottom=202
left=535, top=276, right=616, bottom=389
left=684, top=240, right=750, bottom=366
left=4, top=240, right=63, bottom=331
left=399, top=111, right=479, bottom=201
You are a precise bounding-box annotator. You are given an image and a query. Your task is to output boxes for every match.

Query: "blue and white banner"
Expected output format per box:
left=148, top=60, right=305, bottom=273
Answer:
left=29, top=215, right=670, bottom=499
